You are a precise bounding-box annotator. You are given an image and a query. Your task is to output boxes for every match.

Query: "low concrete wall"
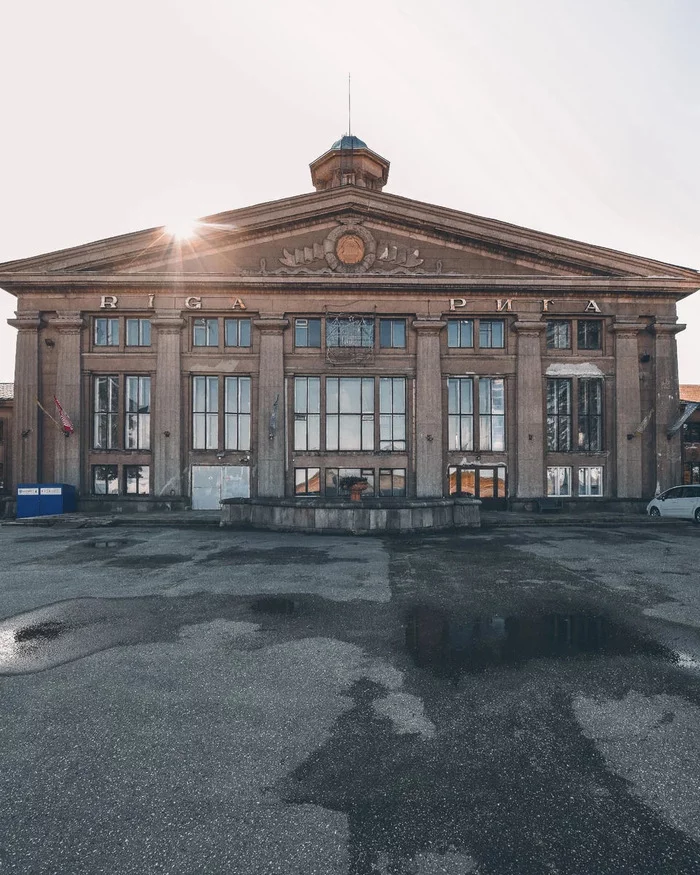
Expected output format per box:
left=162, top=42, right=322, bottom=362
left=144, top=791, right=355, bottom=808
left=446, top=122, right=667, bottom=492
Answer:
left=221, top=497, right=481, bottom=533
left=78, top=497, right=189, bottom=514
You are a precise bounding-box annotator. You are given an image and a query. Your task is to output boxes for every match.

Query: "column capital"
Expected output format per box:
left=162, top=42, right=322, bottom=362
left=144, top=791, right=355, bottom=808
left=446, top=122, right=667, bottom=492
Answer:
left=412, top=318, right=446, bottom=334
left=8, top=311, right=41, bottom=331
left=513, top=320, right=546, bottom=335
left=611, top=319, right=646, bottom=335
left=49, top=312, right=84, bottom=333
left=651, top=321, right=686, bottom=336
left=253, top=317, right=289, bottom=335
left=152, top=314, right=185, bottom=335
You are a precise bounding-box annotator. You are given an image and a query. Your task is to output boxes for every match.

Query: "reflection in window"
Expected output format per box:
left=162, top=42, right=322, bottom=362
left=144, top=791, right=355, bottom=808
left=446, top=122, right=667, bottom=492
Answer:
left=193, top=376, right=219, bottom=449
left=125, top=376, right=151, bottom=450
left=479, top=320, right=504, bottom=349
left=94, top=318, right=119, bottom=347
left=93, top=376, right=119, bottom=449
left=326, top=316, right=374, bottom=348
left=577, top=320, right=602, bottom=350
left=578, top=466, right=603, bottom=496
left=294, top=377, right=320, bottom=451
left=379, top=378, right=406, bottom=451
left=379, top=319, right=406, bottom=349
left=224, top=318, right=251, bottom=348
left=193, top=318, right=219, bottom=347
left=125, top=465, right=150, bottom=495
left=326, top=377, right=374, bottom=451
left=547, top=379, right=572, bottom=451
left=547, top=466, right=571, bottom=496
left=224, top=376, right=251, bottom=450
left=447, top=320, right=474, bottom=348
left=447, top=377, right=473, bottom=450
left=295, top=318, right=321, bottom=348
left=325, top=467, right=375, bottom=497
left=379, top=468, right=406, bottom=497
left=92, top=464, right=118, bottom=495
left=479, top=378, right=505, bottom=451
left=578, top=379, right=603, bottom=451
left=126, top=319, right=151, bottom=347
left=295, top=467, right=320, bottom=495
left=546, top=320, right=571, bottom=349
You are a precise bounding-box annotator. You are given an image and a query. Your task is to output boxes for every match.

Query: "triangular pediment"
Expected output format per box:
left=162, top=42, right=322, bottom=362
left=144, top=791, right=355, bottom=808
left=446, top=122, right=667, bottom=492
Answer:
left=0, top=188, right=698, bottom=294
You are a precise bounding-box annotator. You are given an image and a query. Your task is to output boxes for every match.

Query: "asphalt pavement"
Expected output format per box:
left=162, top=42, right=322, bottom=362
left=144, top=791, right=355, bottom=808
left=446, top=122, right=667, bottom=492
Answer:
left=0, top=520, right=699, bottom=874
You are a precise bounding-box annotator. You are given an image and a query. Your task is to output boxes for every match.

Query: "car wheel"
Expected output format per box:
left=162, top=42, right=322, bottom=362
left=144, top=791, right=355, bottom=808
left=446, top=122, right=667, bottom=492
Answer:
left=649, top=507, right=661, bottom=518
left=694, top=507, right=700, bottom=525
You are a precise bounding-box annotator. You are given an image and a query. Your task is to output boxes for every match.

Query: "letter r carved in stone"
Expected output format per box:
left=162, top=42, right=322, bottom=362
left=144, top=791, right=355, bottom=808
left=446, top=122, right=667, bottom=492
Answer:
left=100, top=295, right=118, bottom=309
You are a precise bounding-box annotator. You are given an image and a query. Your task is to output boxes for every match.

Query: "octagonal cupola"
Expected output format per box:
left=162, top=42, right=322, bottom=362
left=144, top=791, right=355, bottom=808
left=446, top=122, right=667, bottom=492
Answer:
left=310, top=134, right=390, bottom=192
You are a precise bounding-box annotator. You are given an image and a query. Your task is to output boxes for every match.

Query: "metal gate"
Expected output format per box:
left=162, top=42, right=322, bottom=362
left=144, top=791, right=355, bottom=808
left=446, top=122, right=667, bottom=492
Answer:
left=191, top=466, right=250, bottom=510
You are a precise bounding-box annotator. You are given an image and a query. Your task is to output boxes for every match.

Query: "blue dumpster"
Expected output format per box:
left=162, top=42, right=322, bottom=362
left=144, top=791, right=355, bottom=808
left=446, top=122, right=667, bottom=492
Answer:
left=16, top=484, right=77, bottom=519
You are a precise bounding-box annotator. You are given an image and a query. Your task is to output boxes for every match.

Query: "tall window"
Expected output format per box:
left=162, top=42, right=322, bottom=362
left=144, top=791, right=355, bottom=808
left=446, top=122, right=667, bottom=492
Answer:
left=93, top=376, right=119, bottom=449
left=379, top=378, right=406, bottom=451
left=125, top=465, right=150, bottom=495
left=479, top=378, right=505, bottom=451
left=577, top=320, right=602, bottom=351
left=578, top=379, right=603, bottom=451
left=224, top=376, right=251, bottom=450
left=192, top=376, right=219, bottom=449
left=547, top=379, right=572, bottom=451
left=295, top=318, right=321, bottom=348
left=224, top=318, right=251, bottom=348
left=578, top=466, right=603, bottom=496
left=447, top=320, right=474, bottom=348
left=93, top=464, right=118, bottom=494
left=125, top=376, right=151, bottom=450
left=126, top=319, right=151, bottom=347
left=546, top=320, right=571, bottom=350
left=379, top=319, right=406, bottom=349
left=294, top=377, right=320, bottom=451
left=326, top=317, right=374, bottom=348
left=447, top=378, right=474, bottom=450
left=326, top=377, right=374, bottom=450
left=94, top=318, right=119, bottom=347
left=379, top=468, right=406, bottom=497
left=547, top=466, right=571, bottom=496
left=193, top=318, right=219, bottom=347
left=479, top=320, right=505, bottom=349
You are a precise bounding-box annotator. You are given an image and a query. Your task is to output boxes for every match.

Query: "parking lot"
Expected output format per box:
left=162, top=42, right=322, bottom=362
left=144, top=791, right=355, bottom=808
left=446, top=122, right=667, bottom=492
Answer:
left=1, top=520, right=699, bottom=874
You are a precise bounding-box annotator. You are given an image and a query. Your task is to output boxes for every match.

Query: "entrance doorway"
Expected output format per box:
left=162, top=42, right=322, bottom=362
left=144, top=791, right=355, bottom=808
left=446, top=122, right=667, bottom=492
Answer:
left=191, top=465, right=250, bottom=510
left=448, top=465, right=507, bottom=508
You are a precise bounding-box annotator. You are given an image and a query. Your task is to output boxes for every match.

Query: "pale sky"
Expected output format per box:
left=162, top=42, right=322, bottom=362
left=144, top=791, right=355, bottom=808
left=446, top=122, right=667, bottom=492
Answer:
left=0, top=0, right=698, bottom=383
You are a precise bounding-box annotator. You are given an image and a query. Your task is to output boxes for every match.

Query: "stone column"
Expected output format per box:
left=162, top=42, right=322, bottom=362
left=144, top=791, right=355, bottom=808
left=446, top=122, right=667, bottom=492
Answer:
left=513, top=321, right=546, bottom=498
left=413, top=318, right=445, bottom=498
left=7, top=312, right=41, bottom=485
left=254, top=317, right=288, bottom=497
left=613, top=320, right=644, bottom=498
left=653, top=320, right=685, bottom=492
left=152, top=313, right=184, bottom=497
left=49, top=313, right=84, bottom=487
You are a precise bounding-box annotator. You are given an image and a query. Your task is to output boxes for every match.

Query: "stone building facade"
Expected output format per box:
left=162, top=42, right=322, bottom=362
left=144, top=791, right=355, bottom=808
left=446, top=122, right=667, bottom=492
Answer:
left=0, top=136, right=697, bottom=510
left=0, top=383, right=13, bottom=496
left=680, top=385, right=700, bottom=486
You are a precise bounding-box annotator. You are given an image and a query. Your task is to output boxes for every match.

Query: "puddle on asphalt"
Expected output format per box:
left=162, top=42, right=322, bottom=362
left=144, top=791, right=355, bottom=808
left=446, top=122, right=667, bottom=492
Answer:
left=14, top=621, right=65, bottom=643
left=250, top=596, right=297, bottom=615
left=88, top=539, right=130, bottom=549
left=405, top=606, right=675, bottom=678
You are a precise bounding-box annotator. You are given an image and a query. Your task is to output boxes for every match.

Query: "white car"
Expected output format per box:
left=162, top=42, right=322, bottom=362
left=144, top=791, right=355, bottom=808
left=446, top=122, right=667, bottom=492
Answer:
left=646, top=485, right=700, bottom=523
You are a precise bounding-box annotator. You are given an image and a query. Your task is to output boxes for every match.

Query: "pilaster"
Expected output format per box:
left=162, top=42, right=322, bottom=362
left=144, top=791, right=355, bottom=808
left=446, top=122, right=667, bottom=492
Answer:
left=513, top=321, right=546, bottom=498
left=613, top=320, right=645, bottom=498
left=413, top=318, right=445, bottom=498
left=152, top=313, right=184, bottom=497
left=49, top=313, right=83, bottom=487
left=652, top=320, right=685, bottom=492
left=7, top=312, right=41, bottom=485
left=254, top=317, right=288, bottom=497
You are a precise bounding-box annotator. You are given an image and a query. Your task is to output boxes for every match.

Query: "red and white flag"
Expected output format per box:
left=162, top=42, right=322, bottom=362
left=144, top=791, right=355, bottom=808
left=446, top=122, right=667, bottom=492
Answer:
left=53, top=396, right=74, bottom=435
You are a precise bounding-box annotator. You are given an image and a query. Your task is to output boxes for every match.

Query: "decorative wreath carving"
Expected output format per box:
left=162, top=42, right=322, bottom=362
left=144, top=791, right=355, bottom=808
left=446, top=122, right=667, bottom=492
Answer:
left=323, top=224, right=376, bottom=273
